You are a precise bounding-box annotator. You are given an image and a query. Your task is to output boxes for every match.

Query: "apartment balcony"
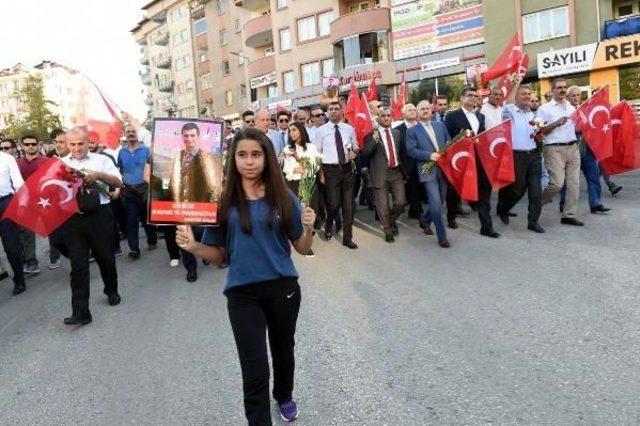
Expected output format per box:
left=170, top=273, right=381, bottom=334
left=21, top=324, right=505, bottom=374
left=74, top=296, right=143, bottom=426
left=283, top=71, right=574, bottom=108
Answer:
left=189, top=0, right=207, bottom=19
left=137, top=37, right=148, bottom=46
left=140, top=71, right=151, bottom=85
left=153, top=30, right=170, bottom=46
left=152, top=11, right=167, bottom=24
left=247, top=54, right=275, bottom=80
left=234, top=0, right=268, bottom=11
left=155, top=54, right=172, bottom=69
left=158, top=80, right=175, bottom=92
left=602, top=14, right=640, bottom=40
left=244, top=13, right=273, bottom=48
left=140, top=55, right=150, bottom=65
left=158, top=97, right=175, bottom=112
left=144, top=96, right=154, bottom=106
left=330, top=8, right=391, bottom=44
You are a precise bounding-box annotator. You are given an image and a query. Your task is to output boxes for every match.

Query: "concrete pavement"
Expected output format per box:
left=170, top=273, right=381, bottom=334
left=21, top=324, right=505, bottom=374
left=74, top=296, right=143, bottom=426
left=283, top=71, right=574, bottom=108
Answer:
left=0, top=172, right=639, bottom=425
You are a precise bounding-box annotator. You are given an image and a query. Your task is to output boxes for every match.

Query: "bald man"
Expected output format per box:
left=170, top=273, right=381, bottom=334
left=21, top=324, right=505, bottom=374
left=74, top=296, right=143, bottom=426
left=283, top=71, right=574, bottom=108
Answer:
left=256, top=108, right=285, bottom=156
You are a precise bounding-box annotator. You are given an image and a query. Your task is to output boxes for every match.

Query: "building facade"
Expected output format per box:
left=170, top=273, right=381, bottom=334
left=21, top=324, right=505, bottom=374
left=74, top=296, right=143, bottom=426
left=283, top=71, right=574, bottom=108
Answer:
left=132, top=0, right=199, bottom=119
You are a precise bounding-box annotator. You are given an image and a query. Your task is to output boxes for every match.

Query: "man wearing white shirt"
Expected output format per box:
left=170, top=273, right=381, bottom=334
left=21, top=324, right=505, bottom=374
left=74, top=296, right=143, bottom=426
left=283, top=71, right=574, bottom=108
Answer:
left=480, top=86, right=504, bottom=130
left=314, top=101, right=358, bottom=249
left=536, top=78, right=583, bottom=226
left=60, top=127, right=123, bottom=325
left=0, top=149, right=26, bottom=295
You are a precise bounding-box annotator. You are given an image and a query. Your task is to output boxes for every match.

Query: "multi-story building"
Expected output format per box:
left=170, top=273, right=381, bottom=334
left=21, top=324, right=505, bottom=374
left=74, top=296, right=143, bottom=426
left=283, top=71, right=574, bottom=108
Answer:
left=0, top=61, right=85, bottom=130
left=132, top=0, right=199, bottom=118
left=188, top=0, right=250, bottom=121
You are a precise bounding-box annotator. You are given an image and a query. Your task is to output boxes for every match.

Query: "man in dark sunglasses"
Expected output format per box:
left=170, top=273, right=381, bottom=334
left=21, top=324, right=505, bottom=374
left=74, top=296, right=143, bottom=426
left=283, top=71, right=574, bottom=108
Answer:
left=241, top=110, right=255, bottom=129
left=0, top=139, right=16, bottom=156
left=17, top=135, right=49, bottom=274
left=277, top=110, right=292, bottom=145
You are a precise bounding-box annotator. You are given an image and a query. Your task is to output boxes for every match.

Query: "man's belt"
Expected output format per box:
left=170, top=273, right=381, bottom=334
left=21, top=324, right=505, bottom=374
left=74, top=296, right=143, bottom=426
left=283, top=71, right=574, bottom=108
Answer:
left=545, top=141, right=577, bottom=147
left=513, top=148, right=539, bottom=154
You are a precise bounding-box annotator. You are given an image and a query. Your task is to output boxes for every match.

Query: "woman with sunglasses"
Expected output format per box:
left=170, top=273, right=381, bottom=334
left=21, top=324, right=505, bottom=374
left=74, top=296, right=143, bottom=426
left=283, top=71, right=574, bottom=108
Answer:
left=176, top=128, right=316, bottom=425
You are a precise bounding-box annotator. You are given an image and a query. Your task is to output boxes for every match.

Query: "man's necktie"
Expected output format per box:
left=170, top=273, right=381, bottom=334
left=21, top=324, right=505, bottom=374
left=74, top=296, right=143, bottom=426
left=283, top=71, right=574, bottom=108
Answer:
left=334, top=124, right=346, bottom=164
left=385, top=128, right=397, bottom=168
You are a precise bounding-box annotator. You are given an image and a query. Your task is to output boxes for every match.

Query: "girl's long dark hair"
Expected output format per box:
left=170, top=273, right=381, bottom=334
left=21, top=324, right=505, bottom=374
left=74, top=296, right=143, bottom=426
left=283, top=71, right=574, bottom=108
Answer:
left=220, top=128, right=295, bottom=237
left=287, top=121, right=310, bottom=152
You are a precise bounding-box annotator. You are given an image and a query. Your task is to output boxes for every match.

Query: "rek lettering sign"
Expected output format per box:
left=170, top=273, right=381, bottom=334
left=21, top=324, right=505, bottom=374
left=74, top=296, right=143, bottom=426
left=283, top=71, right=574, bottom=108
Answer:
left=537, top=44, right=597, bottom=78
left=592, top=35, right=640, bottom=69
left=250, top=72, right=277, bottom=89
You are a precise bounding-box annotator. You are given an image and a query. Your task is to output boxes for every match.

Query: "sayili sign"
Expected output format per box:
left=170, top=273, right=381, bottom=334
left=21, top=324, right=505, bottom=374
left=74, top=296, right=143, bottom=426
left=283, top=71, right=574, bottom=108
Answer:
left=537, top=44, right=598, bottom=78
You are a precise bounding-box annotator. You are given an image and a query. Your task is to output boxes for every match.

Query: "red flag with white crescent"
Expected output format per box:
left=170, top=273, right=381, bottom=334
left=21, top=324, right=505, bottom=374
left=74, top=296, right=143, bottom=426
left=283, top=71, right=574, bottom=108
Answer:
left=475, top=120, right=515, bottom=190
left=2, top=159, right=83, bottom=237
left=481, top=33, right=523, bottom=85
left=437, top=137, right=478, bottom=201
left=601, top=101, right=640, bottom=175
left=570, top=86, right=613, bottom=162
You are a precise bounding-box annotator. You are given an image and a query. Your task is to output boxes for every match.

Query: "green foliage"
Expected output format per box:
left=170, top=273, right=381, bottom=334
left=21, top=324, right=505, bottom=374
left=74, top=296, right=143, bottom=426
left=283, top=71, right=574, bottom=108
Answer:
left=3, top=75, right=62, bottom=141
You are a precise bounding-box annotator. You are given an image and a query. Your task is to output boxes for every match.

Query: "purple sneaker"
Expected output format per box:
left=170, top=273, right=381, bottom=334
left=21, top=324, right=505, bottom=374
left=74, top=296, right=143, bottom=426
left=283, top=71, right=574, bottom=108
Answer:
left=279, top=400, right=299, bottom=422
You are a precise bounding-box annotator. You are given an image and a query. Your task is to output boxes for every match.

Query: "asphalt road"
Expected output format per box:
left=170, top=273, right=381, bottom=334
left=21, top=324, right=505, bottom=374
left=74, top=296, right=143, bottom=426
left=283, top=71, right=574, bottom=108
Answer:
left=1, top=172, right=639, bottom=425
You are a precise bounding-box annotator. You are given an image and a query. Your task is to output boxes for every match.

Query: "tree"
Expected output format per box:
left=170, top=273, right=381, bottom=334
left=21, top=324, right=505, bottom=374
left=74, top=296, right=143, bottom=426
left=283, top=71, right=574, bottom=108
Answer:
left=3, top=75, right=62, bottom=140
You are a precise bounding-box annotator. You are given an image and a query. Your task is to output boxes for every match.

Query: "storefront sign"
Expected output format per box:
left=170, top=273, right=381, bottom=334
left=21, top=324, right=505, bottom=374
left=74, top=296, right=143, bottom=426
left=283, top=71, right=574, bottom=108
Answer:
left=593, top=34, right=640, bottom=69
left=391, top=0, right=484, bottom=61
left=250, top=71, right=276, bottom=89
left=537, top=44, right=597, bottom=78
left=338, top=69, right=383, bottom=91
left=420, top=56, right=461, bottom=72
left=268, top=99, right=292, bottom=111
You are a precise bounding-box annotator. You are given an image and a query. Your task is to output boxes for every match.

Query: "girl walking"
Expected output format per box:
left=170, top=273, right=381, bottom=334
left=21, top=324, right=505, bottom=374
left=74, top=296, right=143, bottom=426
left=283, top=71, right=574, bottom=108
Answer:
left=176, top=128, right=315, bottom=425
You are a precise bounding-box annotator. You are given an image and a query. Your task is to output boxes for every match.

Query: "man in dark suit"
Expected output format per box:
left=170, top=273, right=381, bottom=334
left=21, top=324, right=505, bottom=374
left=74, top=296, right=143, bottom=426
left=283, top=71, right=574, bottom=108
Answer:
left=406, top=99, right=451, bottom=248
left=395, top=103, right=423, bottom=219
left=362, top=107, right=406, bottom=243
left=444, top=86, right=500, bottom=238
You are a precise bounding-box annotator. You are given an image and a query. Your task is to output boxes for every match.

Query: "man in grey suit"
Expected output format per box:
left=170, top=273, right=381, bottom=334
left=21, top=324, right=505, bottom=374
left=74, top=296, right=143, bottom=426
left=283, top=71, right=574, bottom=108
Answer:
left=362, top=107, right=406, bottom=243
left=406, top=99, right=452, bottom=248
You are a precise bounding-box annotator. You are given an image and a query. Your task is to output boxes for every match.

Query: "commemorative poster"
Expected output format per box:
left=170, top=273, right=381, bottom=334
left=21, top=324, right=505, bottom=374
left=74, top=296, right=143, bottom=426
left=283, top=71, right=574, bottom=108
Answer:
left=148, top=118, right=224, bottom=225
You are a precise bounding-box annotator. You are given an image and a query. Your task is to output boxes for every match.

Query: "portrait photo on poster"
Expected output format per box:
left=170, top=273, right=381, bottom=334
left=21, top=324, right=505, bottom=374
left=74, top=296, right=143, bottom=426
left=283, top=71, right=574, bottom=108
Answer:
left=148, top=117, right=224, bottom=225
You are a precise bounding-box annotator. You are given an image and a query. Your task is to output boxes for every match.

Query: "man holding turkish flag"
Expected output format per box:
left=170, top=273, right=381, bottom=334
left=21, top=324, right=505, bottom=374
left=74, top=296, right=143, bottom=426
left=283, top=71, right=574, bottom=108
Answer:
left=601, top=101, right=640, bottom=175
left=475, top=120, right=515, bottom=190
left=437, top=137, right=478, bottom=202
left=354, top=93, right=374, bottom=149
left=570, top=85, right=613, bottom=162
left=481, top=33, right=523, bottom=85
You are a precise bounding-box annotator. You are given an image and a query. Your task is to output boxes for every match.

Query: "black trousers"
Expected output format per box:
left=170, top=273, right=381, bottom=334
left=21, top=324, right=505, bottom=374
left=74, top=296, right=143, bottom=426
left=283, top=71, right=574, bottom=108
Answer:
left=323, top=164, right=355, bottom=242
left=123, top=185, right=157, bottom=252
left=159, top=226, right=181, bottom=260
left=63, top=205, right=118, bottom=315
left=497, top=151, right=542, bottom=223
left=227, top=278, right=301, bottom=426
left=181, top=226, right=204, bottom=273
left=446, top=154, right=494, bottom=232
left=0, top=195, right=25, bottom=286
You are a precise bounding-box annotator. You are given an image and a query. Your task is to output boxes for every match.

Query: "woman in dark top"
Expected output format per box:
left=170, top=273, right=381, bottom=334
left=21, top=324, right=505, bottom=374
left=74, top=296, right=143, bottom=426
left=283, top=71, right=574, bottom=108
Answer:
left=176, top=128, right=315, bottom=425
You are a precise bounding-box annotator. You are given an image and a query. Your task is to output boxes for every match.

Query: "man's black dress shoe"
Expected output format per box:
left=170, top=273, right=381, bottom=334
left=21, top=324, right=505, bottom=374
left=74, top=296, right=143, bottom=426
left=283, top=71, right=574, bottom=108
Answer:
left=561, top=218, right=584, bottom=226
left=343, top=240, right=358, bottom=249
left=64, top=313, right=92, bottom=325
left=480, top=229, right=501, bottom=238
left=186, top=271, right=198, bottom=282
left=527, top=222, right=545, bottom=233
left=12, top=282, right=26, bottom=296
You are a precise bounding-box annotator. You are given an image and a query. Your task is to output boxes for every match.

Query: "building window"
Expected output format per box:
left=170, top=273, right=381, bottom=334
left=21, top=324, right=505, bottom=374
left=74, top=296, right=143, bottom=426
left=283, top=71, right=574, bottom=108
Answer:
left=334, top=31, right=389, bottom=70
left=194, top=18, right=207, bottom=35
left=235, top=19, right=241, bottom=32
left=222, top=59, right=230, bottom=76
left=217, top=0, right=227, bottom=15
left=225, top=90, right=233, bottom=106
left=349, top=2, right=370, bottom=13
left=522, top=6, right=569, bottom=44
left=321, top=58, right=334, bottom=77
left=219, top=29, right=228, bottom=45
left=186, top=79, right=194, bottom=91
left=240, top=84, right=247, bottom=98
left=301, top=62, right=320, bottom=87
left=199, top=52, right=207, bottom=63
left=616, top=2, right=634, bottom=17
left=277, top=0, right=288, bottom=9
left=173, top=29, right=188, bottom=46
left=297, top=16, right=317, bottom=42
left=175, top=54, right=192, bottom=71
left=267, top=83, right=279, bottom=98
left=201, top=73, right=213, bottom=90
left=279, top=28, right=291, bottom=51
left=318, top=11, right=333, bottom=37
left=283, top=71, right=295, bottom=94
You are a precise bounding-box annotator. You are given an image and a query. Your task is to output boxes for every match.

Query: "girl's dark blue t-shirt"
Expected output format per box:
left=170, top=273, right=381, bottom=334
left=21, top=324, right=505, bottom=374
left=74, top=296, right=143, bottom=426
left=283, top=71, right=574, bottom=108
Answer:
left=201, top=194, right=303, bottom=292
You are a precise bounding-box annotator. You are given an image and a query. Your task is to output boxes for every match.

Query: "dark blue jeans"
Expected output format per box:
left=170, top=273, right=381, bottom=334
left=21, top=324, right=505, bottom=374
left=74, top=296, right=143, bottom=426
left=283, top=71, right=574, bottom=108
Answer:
left=560, top=146, right=602, bottom=209
left=0, top=195, right=25, bottom=286
left=123, top=186, right=157, bottom=252
left=420, top=178, right=448, bottom=242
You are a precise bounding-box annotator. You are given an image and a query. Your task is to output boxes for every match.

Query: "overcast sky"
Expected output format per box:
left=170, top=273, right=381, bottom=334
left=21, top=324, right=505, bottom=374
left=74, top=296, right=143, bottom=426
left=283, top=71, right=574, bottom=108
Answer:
left=0, top=0, right=148, bottom=120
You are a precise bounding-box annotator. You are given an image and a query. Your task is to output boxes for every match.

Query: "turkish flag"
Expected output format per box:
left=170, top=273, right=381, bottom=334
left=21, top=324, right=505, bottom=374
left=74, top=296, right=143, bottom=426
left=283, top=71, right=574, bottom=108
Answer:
left=345, top=82, right=360, bottom=125
left=392, top=72, right=407, bottom=120
left=437, top=137, right=478, bottom=201
left=354, top=93, right=374, bottom=149
left=366, top=78, right=378, bottom=102
left=87, top=119, right=122, bottom=150
left=481, top=33, right=523, bottom=85
left=601, top=101, right=640, bottom=175
left=475, top=120, right=515, bottom=190
left=571, top=86, right=613, bottom=162
left=2, top=159, right=82, bottom=237
left=496, top=55, right=530, bottom=101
